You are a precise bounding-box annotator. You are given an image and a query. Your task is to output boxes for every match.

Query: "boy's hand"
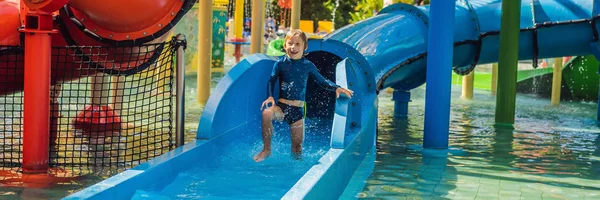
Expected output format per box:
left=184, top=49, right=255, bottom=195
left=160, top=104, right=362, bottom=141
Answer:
left=336, top=87, right=354, bottom=98
left=261, top=97, right=275, bottom=110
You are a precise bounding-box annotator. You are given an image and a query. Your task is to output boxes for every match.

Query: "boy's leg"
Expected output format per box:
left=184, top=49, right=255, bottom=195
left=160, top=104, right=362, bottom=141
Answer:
left=290, top=119, right=304, bottom=159
left=254, top=106, right=284, bottom=162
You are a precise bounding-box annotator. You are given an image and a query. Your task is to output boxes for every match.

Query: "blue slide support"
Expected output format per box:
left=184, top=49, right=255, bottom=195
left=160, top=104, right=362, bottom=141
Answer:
left=66, top=1, right=600, bottom=199
left=423, top=0, right=456, bottom=149
left=392, top=90, right=411, bottom=119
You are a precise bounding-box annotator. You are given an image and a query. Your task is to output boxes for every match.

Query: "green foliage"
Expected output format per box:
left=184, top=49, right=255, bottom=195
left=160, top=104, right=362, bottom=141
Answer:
left=265, top=0, right=358, bottom=30
left=264, top=0, right=429, bottom=30
left=298, top=0, right=359, bottom=30
left=348, top=0, right=430, bottom=24
left=322, top=0, right=358, bottom=29
left=349, top=0, right=383, bottom=24
left=300, top=0, right=333, bottom=28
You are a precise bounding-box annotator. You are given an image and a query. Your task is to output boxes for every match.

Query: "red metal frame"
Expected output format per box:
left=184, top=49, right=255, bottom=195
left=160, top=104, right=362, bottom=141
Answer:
left=19, top=1, right=62, bottom=174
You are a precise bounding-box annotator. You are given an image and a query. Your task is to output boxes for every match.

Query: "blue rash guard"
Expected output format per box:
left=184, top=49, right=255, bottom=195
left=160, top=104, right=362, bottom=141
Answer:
left=267, top=56, right=340, bottom=102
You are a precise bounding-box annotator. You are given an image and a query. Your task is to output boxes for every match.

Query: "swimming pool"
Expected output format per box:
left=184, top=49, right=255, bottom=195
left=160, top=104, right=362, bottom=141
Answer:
left=355, top=86, right=600, bottom=199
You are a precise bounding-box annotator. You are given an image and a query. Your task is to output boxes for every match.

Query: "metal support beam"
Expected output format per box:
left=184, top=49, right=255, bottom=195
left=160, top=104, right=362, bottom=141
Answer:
left=393, top=90, right=411, bottom=119
left=495, top=0, right=522, bottom=127
left=176, top=34, right=186, bottom=147
left=423, top=0, right=456, bottom=149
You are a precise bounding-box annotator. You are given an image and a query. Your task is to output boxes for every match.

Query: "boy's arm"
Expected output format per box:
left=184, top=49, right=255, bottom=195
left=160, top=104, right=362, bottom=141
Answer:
left=309, top=63, right=340, bottom=91
left=267, top=61, right=280, bottom=98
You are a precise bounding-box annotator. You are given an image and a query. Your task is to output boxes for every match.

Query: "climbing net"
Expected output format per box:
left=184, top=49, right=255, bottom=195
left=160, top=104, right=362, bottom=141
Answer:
left=0, top=39, right=182, bottom=168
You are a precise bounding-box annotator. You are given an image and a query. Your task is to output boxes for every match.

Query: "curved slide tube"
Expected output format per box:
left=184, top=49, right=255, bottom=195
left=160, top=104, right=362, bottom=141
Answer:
left=326, top=0, right=600, bottom=92
left=66, top=0, right=600, bottom=199
left=0, top=0, right=194, bottom=95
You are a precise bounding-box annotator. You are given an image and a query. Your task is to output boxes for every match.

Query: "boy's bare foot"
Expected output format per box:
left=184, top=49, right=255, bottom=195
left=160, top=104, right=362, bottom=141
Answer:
left=292, top=153, right=302, bottom=161
left=253, top=150, right=271, bottom=162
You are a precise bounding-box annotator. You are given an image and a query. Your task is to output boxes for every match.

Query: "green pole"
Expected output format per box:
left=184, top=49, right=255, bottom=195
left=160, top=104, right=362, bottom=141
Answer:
left=495, top=0, right=521, bottom=127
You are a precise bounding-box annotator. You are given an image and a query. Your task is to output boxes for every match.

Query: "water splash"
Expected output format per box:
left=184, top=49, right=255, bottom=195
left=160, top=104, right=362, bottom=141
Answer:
left=265, top=0, right=272, bottom=18
left=332, top=0, right=340, bottom=29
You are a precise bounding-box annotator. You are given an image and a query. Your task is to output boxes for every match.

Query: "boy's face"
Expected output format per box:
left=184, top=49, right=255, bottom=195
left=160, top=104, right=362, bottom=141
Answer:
left=284, top=35, right=305, bottom=60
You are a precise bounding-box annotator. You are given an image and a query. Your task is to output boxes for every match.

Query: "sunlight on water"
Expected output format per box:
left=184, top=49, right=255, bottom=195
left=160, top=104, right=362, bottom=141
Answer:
left=133, top=118, right=332, bottom=199
left=355, top=86, right=600, bottom=200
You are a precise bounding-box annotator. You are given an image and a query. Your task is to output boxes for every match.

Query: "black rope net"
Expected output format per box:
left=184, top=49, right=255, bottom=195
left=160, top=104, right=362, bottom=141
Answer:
left=0, top=47, right=23, bottom=168
left=0, top=40, right=180, bottom=168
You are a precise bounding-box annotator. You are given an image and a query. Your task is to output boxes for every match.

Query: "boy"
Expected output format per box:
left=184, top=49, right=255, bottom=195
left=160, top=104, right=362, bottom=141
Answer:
left=254, top=29, right=354, bottom=162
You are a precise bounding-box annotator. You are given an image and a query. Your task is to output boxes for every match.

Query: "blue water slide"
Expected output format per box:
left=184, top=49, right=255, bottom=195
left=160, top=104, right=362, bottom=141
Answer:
left=327, top=0, right=598, bottom=91
left=66, top=0, right=600, bottom=199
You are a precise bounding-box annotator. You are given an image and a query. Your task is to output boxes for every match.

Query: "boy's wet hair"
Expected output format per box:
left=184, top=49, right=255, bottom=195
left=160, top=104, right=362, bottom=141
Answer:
left=284, top=29, right=308, bottom=50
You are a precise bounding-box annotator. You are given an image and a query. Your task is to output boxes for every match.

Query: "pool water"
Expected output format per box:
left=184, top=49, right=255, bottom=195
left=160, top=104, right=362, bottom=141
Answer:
left=132, top=118, right=333, bottom=199
left=0, top=166, right=123, bottom=200
left=354, top=86, right=600, bottom=200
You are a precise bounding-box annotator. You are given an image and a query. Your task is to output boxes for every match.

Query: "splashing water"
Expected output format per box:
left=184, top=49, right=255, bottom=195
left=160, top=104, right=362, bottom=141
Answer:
left=265, top=0, right=272, bottom=18
left=131, top=118, right=334, bottom=199
left=332, top=0, right=340, bottom=29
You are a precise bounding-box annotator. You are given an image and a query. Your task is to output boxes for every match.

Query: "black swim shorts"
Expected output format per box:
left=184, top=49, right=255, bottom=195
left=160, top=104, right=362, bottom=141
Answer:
left=277, top=103, right=304, bottom=124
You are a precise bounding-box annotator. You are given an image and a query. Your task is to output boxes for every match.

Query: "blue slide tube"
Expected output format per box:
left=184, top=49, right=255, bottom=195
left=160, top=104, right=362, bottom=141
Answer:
left=325, top=0, right=599, bottom=91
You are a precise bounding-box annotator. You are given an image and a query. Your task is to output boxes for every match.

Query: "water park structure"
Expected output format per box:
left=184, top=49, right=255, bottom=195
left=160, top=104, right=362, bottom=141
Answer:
left=0, top=0, right=599, bottom=199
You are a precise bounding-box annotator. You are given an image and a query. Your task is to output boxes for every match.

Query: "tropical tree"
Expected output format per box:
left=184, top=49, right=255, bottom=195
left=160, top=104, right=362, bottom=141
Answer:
left=266, top=0, right=357, bottom=30
left=349, top=0, right=384, bottom=23
left=323, top=0, right=358, bottom=29
left=348, top=0, right=430, bottom=24
left=265, top=0, right=428, bottom=30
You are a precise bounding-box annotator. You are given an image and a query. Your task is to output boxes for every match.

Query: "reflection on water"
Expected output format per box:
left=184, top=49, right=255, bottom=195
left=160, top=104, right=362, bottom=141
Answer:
left=357, top=86, right=600, bottom=199
left=0, top=166, right=123, bottom=199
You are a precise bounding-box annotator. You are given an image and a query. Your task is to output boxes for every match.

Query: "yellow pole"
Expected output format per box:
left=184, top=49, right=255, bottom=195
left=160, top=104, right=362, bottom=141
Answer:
left=291, top=0, right=301, bottom=29
left=112, top=76, right=125, bottom=110
left=250, top=0, right=263, bottom=54
left=491, top=63, right=498, bottom=95
left=461, top=71, right=474, bottom=100
left=551, top=58, right=563, bottom=106
left=234, top=0, right=244, bottom=40
left=198, top=0, right=213, bottom=104
left=228, top=18, right=235, bottom=39
left=112, top=75, right=135, bottom=129
left=91, top=74, right=110, bottom=105
left=156, top=32, right=174, bottom=94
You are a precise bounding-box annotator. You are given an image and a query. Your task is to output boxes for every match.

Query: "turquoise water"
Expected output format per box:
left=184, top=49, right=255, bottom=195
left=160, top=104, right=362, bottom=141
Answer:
left=175, top=71, right=600, bottom=200
left=132, top=119, right=333, bottom=199
left=355, top=86, right=600, bottom=199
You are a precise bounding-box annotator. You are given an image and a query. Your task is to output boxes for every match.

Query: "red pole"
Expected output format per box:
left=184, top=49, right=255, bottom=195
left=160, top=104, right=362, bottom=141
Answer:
left=234, top=44, right=242, bottom=63
left=20, top=13, right=56, bottom=174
